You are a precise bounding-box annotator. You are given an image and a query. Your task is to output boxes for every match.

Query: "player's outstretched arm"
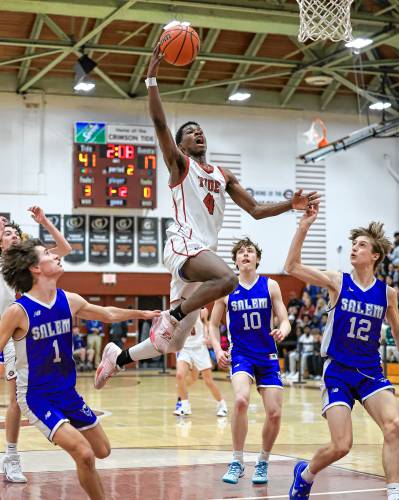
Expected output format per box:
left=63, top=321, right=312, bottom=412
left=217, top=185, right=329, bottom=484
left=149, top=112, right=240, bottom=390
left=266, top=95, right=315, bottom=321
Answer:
left=268, top=279, right=291, bottom=343
left=284, top=205, right=340, bottom=292
left=28, top=206, right=72, bottom=258
left=209, top=297, right=230, bottom=369
left=146, top=45, right=187, bottom=180
left=386, top=286, right=399, bottom=347
left=67, top=293, right=160, bottom=323
left=0, top=305, right=25, bottom=352
left=222, top=168, right=320, bottom=219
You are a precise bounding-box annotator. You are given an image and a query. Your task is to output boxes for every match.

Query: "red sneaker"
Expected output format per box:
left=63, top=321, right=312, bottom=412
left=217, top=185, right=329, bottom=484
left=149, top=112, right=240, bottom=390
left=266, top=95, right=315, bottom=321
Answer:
left=150, top=311, right=178, bottom=353
left=94, top=342, right=121, bottom=389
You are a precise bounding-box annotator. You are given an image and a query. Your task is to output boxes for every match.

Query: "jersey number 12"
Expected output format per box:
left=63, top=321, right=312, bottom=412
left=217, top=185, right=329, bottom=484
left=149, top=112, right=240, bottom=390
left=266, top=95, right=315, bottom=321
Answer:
left=346, top=317, right=371, bottom=342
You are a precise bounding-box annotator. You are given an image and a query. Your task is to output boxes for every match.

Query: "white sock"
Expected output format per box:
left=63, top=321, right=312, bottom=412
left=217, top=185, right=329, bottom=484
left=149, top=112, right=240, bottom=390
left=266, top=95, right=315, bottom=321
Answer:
left=301, top=465, right=315, bottom=483
left=233, top=450, right=244, bottom=464
left=387, top=483, right=399, bottom=500
left=5, top=442, right=17, bottom=457
left=128, top=338, right=160, bottom=361
left=258, top=450, right=270, bottom=463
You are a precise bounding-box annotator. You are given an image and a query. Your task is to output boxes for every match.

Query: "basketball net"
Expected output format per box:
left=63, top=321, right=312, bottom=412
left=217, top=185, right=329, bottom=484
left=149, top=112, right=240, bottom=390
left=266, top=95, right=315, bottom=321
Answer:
left=303, top=118, right=329, bottom=149
left=296, top=0, right=354, bottom=42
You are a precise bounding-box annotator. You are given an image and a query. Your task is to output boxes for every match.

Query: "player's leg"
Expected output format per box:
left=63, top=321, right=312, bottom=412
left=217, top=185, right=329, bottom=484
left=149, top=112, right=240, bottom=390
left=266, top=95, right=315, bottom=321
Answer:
left=201, top=368, right=227, bottom=416
left=53, top=423, right=105, bottom=500
left=80, top=424, right=111, bottom=459
left=363, top=389, right=399, bottom=500
left=222, top=371, right=252, bottom=484
left=174, top=358, right=192, bottom=415
left=93, top=335, right=102, bottom=368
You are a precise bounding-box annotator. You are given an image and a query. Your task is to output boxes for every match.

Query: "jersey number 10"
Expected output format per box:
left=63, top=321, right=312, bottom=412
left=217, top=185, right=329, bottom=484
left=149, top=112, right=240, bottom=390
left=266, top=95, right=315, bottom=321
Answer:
left=242, top=312, right=262, bottom=331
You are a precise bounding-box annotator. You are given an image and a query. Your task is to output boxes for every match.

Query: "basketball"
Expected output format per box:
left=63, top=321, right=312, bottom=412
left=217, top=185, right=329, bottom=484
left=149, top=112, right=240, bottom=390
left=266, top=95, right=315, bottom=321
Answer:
left=159, top=24, right=200, bottom=66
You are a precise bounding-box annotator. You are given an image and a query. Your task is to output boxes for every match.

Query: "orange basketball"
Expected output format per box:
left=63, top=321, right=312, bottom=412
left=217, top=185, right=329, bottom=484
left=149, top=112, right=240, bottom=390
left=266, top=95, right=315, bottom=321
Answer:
left=159, top=25, right=200, bottom=66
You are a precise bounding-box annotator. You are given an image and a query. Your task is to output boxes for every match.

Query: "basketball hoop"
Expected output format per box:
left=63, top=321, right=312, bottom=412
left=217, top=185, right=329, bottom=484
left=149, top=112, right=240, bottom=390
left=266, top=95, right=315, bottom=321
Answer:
left=303, top=118, right=329, bottom=149
left=296, top=0, right=354, bottom=42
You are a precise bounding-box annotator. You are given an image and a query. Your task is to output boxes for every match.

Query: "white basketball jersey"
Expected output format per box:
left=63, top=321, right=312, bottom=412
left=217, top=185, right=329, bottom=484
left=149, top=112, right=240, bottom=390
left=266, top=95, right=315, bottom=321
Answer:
left=184, top=317, right=205, bottom=348
left=166, top=157, right=226, bottom=251
left=0, top=275, right=15, bottom=317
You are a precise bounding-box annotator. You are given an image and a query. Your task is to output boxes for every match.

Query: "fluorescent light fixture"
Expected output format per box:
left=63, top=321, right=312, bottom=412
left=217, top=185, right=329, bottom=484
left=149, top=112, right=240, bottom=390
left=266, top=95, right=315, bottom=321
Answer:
left=369, top=101, right=392, bottom=110
left=228, top=91, right=251, bottom=102
left=74, top=79, right=95, bottom=92
left=345, top=38, right=373, bottom=50
left=164, top=20, right=191, bottom=30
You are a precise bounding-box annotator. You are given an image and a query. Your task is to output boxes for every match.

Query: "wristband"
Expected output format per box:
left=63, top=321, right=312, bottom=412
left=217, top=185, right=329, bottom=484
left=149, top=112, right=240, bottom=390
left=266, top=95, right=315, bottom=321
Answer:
left=145, top=77, right=157, bottom=88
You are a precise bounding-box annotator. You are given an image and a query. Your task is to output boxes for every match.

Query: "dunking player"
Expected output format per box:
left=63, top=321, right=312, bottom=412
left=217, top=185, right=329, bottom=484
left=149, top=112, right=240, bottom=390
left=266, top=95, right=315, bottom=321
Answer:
left=209, top=238, right=290, bottom=484
left=0, top=207, right=71, bottom=483
left=0, top=239, right=159, bottom=500
left=94, top=45, right=320, bottom=389
left=285, top=206, right=399, bottom=500
left=174, top=308, right=228, bottom=417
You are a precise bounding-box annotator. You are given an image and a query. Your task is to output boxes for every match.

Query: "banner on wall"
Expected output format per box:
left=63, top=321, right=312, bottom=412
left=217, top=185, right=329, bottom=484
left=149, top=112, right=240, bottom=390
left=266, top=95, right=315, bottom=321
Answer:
left=89, top=216, right=110, bottom=264
left=161, top=217, right=174, bottom=254
left=245, top=187, right=294, bottom=204
left=63, top=215, right=86, bottom=263
left=39, top=214, right=61, bottom=247
left=137, top=217, right=158, bottom=266
left=113, top=216, right=134, bottom=265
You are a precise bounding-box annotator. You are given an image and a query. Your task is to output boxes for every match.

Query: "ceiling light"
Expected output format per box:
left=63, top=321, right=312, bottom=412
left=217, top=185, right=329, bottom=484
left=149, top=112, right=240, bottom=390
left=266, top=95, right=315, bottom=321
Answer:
left=345, top=38, right=373, bottom=50
left=369, top=101, right=392, bottom=111
left=305, top=75, right=333, bottom=87
left=228, top=91, right=251, bottom=102
left=74, top=54, right=97, bottom=92
left=163, top=20, right=191, bottom=30
left=74, top=79, right=95, bottom=92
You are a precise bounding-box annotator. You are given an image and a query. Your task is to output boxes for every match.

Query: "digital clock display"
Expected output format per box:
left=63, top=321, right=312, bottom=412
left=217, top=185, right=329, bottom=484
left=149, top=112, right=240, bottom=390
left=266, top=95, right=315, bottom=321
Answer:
left=73, top=143, right=157, bottom=209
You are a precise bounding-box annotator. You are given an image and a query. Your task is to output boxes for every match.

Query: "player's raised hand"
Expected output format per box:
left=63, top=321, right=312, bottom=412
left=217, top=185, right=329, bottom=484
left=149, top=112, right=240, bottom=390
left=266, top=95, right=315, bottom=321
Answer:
left=299, top=204, right=319, bottom=230
left=216, top=348, right=230, bottom=370
left=291, top=189, right=321, bottom=210
left=28, top=206, right=47, bottom=225
left=270, top=329, right=285, bottom=343
left=138, top=310, right=161, bottom=320
left=147, top=43, right=163, bottom=78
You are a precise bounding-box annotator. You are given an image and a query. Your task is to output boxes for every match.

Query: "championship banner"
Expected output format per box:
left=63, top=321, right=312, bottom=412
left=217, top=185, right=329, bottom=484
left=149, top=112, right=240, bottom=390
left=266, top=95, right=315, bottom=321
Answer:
left=89, top=216, right=110, bottom=264
left=113, top=216, right=134, bottom=265
left=137, top=217, right=159, bottom=265
left=161, top=217, right=174, bottom=256
left=39, top=214, right=61, bottom=247
left=63, top=215, right=86, bottom=263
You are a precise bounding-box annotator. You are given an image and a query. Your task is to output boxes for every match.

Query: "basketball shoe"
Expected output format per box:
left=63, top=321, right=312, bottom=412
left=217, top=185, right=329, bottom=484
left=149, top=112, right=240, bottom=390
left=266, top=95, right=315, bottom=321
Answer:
left=174, top=399, right=192, bottom=416
left=222, top=461, right=245, bottom=484
left=289, top=461, right=313, bottom=499
left=2, top=455, right=27, bottom=483
left=216, top=400, right=228, bottom=417
left=94, top=343, right=122, bottom=389
left=252, top=460, right=268, bottom=484
left=150, top=311, right=178, bottom=353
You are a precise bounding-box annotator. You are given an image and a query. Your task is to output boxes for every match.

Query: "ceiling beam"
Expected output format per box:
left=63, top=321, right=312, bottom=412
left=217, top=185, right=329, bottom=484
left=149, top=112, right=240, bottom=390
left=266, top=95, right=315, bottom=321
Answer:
left=129, top=24, right=162, bottom=96
left=18, top=0, right=138, bottom=93
left=321, top=76, right=346, bottom=111
left=17, top=14, right=44, bottom=85
left=0, top=49, right=63, bottom=68
left=280, top=71, right=305, bottom=107
left=182, top=28, right=220, bottom=101
left=41, top=14, right=130, bottom=98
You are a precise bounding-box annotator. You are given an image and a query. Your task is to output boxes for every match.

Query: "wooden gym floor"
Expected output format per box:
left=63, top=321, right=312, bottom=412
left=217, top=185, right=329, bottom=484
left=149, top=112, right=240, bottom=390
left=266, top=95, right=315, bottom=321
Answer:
left=0, top=371, right=393, bottom=499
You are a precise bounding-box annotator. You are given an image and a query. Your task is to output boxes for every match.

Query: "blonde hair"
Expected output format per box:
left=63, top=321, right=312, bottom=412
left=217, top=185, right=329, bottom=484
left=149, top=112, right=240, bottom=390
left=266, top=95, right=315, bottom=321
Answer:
left=349, top=222, right=391, bottom=270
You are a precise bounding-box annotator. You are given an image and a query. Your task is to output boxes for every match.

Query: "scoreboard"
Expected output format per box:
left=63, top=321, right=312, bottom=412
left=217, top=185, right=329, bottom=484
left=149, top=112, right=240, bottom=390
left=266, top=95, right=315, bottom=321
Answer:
left=73, top=124, right=157, bottom=209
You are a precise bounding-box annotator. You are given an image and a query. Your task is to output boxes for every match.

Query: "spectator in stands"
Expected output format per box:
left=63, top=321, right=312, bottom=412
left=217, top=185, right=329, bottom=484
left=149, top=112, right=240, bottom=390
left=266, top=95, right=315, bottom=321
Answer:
left=109, top=320, right=128, bottom=349
left=314, top=297, right=328, bottom=319
left=85, top=319, right=103, bottom=368
left=390, top=232, right=399, bottom=266
left=380, top=322, right=399, bottom=363
left=72, top=325, right=95, bottom=371
left=387, top=262, right=399, bottom=286
left=307, top=328, right=323, bottom=380
left=287, top=291, right=302, bottom=310
left=303, top=283, right=320, bottom=305
left=298, top=292, right=315, bottom=320
left=318, top=312, right=328, bottom=334
left=287, top=325, right=314, bottom=381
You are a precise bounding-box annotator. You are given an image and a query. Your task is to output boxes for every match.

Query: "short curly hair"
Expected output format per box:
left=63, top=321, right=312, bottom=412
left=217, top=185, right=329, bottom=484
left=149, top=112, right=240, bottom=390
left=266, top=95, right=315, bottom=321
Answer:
left=231, top=237, right=262, bottom=268
left=350, top=222, right=391, bottom=270
left=0, top=221, right=23, bottom=253
left=1, top=239, right=42, bottom=292
left=175, top=121, right=200, bottom=145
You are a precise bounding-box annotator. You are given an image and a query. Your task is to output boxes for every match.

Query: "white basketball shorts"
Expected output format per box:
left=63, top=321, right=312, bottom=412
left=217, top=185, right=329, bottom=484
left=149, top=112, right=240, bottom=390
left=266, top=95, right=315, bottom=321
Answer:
left=176, top=343, right=212, bottom=372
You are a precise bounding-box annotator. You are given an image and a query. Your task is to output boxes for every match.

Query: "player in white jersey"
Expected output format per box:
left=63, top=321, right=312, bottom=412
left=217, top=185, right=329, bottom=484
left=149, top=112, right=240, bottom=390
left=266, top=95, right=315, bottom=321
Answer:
left=95, top=44, right=320, bottom=390
left=0, top=207, right=72, bottom=483
left=0, top=239, right=159, bottom=500
left=285, top=206, right=399, bottom=500
left=174, top=308, right=228, bottom=417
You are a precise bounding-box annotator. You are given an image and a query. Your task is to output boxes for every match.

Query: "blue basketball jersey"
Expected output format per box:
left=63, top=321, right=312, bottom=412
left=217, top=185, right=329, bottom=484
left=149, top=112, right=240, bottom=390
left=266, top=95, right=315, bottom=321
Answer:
left=321, top=273, right=387, bottom=369
left=14, top=289, right=76, bottom=393
left=227, top=276, right=275, bottom=360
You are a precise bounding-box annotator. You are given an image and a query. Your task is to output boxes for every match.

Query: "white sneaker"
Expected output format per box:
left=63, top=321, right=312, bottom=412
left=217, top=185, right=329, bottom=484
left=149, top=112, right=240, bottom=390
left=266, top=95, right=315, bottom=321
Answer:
left=181, top=400, right=192, bottom=416
left=94, top=342, right=122, bottom=390
left=150, top=311, right=178, bottom=354
left=216, top=401, right=228, bottom=417
left=3, top=455, right=27, bottom=483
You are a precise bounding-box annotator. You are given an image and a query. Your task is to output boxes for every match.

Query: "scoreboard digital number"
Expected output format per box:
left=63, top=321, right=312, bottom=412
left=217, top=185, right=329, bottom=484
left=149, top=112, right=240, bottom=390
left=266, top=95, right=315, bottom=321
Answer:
left=73, top=143, right=157, bottom=208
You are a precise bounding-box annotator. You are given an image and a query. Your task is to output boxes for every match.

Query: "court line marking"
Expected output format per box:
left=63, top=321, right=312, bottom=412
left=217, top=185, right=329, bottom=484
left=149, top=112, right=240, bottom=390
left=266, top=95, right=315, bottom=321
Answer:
left=209, top=487, right=386, bottom=500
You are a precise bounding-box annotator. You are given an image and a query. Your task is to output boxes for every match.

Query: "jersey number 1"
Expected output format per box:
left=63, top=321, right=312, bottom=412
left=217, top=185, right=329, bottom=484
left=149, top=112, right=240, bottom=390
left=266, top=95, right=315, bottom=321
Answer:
left=53, top=339, right=61, bottom=363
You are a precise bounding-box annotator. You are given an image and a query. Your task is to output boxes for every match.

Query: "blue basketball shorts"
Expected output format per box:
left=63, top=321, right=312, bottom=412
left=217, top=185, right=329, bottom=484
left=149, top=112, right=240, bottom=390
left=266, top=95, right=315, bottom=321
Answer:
left=230, top=352, right=283, bottom=389
left=321, top=358, right=394, bottom=416
left=18, top=387, right=98, bottom=442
